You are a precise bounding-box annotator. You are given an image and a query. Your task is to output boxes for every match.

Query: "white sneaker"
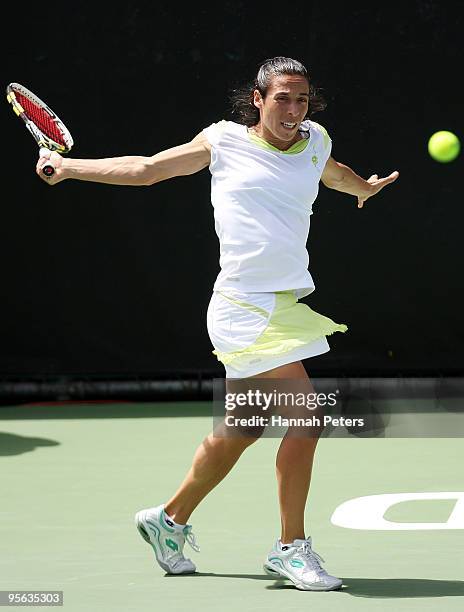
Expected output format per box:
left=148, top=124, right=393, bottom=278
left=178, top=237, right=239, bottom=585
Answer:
left=135, top=505, right=200, bottom=574
left=263, top=537, right=342, bottom=591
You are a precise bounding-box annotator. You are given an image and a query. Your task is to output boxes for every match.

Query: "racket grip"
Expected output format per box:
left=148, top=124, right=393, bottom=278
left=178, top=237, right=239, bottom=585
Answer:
left=39, top=147, right=55, bottom=177
left=42, top=164, right=55, bottom=177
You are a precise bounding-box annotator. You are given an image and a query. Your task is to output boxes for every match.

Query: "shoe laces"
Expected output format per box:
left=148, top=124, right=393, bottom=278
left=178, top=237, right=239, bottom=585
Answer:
left=296, top=539, right=325, bottom=573
left=183, top=525, right=200, bottom=552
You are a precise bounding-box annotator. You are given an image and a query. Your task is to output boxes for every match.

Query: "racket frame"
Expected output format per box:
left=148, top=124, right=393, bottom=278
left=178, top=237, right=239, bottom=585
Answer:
left=6, top=82, right=73, bottom=176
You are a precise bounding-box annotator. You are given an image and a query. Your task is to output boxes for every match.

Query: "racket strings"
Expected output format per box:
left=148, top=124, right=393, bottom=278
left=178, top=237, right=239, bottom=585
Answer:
left=15, top=92, right=66, bottom=146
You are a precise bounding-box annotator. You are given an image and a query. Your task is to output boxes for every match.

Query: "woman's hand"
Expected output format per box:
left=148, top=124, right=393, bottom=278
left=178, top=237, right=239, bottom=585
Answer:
left=357, top=171, right=400, bottom=208
left=36, top=150, right=66, bottom=185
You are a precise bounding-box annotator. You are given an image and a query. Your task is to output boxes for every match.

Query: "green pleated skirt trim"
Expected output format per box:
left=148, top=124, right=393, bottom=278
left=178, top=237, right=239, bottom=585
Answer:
left=211, top=290, right=348, bottom=367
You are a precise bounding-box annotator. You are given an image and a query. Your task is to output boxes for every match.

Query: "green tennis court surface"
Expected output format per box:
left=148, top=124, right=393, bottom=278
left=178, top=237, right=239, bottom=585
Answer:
left=1, top=402, right=463, bottom=612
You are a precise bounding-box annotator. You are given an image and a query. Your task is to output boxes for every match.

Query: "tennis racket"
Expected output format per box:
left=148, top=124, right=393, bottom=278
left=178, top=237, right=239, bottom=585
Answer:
left=6, top=82, right=73, bottom=177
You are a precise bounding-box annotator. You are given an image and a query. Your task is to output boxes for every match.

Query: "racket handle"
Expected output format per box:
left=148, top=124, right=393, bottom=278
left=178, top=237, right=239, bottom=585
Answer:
left=42, top=164, right=55, bottom=177
left=39, top=147, right=55, bottom=177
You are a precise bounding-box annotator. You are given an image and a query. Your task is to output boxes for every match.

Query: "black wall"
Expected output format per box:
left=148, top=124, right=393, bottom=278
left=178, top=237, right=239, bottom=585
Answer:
left=3, top=2, right=463, bottom=377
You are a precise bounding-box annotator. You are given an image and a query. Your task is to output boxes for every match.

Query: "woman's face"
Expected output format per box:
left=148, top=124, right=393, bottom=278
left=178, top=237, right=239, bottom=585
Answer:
left=253, top=74, right=309, bottom=150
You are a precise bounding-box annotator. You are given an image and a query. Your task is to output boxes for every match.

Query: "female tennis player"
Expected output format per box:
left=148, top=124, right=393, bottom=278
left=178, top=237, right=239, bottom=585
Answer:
left=36, top=56, right=399, bottom=591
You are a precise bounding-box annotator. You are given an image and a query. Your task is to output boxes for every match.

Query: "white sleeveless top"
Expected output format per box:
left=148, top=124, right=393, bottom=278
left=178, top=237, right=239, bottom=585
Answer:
left=203, top=119, right=332, bottom=298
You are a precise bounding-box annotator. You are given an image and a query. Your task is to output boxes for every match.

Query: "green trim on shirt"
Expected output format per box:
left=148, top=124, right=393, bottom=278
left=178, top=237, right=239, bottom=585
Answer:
left=311, top=121, right=331, bottom=149
left=247, top=131, right=310, bottom=154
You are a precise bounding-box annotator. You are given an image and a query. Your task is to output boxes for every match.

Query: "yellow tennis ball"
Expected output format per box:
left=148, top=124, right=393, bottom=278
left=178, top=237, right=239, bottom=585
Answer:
left=428, top=131, right=460, bottom=163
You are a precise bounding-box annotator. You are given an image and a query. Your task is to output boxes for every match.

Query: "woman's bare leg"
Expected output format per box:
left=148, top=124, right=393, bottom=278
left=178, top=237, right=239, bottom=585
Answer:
left=254, top=361, right=321, bottom=543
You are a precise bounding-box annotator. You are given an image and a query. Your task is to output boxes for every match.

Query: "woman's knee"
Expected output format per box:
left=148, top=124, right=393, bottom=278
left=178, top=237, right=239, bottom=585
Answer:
left=222, top=424, right=265, bottom=445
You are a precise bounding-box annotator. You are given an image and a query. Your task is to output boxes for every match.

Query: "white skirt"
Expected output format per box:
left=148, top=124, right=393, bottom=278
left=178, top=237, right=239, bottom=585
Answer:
left=207, top=289, right=348, bottom=378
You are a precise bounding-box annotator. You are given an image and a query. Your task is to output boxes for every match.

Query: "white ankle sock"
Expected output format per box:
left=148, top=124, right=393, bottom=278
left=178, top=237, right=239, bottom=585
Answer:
left=163, top=508, right=186, bottom=529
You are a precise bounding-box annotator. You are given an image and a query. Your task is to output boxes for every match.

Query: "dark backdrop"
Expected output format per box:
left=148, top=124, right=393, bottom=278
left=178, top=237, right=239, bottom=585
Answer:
left=2, top=1, right=463, bottom=378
